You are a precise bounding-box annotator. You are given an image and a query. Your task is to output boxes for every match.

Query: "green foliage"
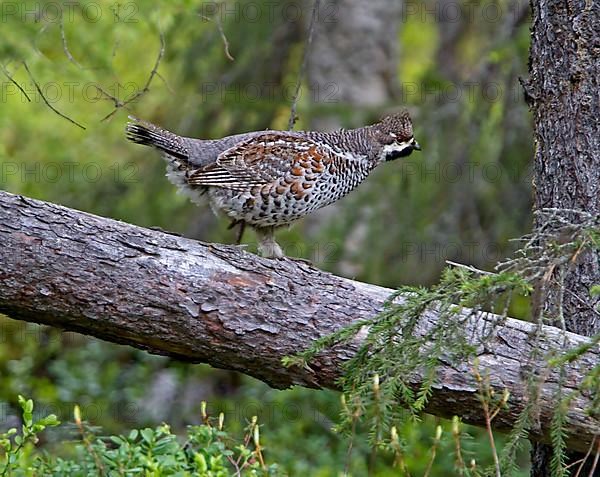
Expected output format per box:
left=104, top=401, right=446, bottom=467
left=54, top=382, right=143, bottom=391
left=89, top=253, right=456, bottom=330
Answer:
left=287, top=210, right=599, bottom=476
left=0, top=395, right=60, bottom=477
left=2, top=398, right=281, bottom=476
left=284, top=266, right=533, bottom=476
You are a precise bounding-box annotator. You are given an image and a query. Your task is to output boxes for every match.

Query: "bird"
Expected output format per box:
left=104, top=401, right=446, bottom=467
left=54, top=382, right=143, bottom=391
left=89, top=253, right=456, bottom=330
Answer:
left=126, top=112, right=420, bottom=258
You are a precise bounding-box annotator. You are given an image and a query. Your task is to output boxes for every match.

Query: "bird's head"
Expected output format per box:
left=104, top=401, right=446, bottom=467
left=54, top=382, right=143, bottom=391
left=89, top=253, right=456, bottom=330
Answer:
left=371, top=111, right=421, bottom=162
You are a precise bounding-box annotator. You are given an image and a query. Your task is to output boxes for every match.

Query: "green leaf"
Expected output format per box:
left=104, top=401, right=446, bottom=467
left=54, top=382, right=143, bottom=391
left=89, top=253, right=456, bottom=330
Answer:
left=140, top=428, right=154, bottom=444
left=194, top=452, right=207, bottom=472
left=40, top=414, right=60, bottom=427
left=110, top=436, right=125, bottom=446
left=23, top=411, right=33, bottom=428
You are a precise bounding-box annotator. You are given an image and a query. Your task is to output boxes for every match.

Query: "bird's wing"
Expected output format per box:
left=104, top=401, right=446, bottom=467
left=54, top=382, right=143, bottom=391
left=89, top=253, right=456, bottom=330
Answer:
left=187, top=132, right=331, bottom=190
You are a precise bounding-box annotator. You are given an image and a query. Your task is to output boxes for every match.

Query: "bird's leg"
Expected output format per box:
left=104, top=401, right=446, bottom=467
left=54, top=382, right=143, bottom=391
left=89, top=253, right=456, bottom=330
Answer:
left=228, top=220, right=247, bottom=248
left=255, top=226, right=284, bottom=258
left=236, top=221, right=246, bottom=244
left=227, top=220, right=247, bottom=245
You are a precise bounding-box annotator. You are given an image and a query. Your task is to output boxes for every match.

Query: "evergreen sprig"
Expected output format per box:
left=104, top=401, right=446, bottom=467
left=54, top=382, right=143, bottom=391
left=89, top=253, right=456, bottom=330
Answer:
left=285, top=209, right=600, bottom=476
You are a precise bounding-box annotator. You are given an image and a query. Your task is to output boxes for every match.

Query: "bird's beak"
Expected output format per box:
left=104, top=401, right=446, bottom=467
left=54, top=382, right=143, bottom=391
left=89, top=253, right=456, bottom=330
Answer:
left=412, top=141, right=421, bottom=151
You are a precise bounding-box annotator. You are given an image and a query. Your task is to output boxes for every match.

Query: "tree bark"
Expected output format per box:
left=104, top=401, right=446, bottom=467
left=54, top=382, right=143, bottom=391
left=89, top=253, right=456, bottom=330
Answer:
left=0, top=190, right=598, bottom=453
left=526, top=0, right=600, bottom=473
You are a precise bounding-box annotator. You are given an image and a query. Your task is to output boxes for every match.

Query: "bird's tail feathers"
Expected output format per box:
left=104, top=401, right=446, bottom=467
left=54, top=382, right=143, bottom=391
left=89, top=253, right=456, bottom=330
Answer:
left=126, top=116, right=189, bottom=160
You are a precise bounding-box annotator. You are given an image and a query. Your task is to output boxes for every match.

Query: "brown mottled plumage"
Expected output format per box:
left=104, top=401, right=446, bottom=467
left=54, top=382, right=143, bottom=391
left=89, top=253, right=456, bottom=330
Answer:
left=126, top=112, right=420, bottom=258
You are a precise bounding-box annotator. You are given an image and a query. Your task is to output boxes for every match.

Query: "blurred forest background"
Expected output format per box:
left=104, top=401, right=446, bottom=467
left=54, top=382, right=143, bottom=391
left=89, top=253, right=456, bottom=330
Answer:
left=1, top=0, right=534, bottom=474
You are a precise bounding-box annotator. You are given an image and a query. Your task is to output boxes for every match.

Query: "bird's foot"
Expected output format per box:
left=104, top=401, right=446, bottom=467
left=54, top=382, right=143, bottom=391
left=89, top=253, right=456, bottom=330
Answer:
left=257, top=238, right=284, bottom=259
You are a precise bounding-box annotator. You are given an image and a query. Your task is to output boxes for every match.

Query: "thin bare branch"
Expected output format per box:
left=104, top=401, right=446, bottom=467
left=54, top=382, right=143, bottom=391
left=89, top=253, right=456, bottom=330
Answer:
left=215, top=19, right=234, bottom=61
left=446, top=260, right=494, bottom=275
left=59, top=14, right=82, bottom=68
left=212, top=6, right=234, bottom=61
left=99, top=32, right=167, bottom=122
left=571, top=436, right=597, bottom=477
left=0, top=62, right=31, bottom=102
left=199, top=3, right=235, bottom=61
left=155, top=71, right=175, bottom=94
left=141, top=32, right=166, bottom=93
left=94, top=84, right=134, bottom=122
left=288, top=0, right=321, bottom=130
left=21, top=61, right=86, bottom=130
left=588, top=442, right=600, bottom=477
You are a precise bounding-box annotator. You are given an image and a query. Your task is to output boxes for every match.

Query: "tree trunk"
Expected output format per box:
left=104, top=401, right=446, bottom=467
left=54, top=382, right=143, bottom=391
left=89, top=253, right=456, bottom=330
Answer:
left=526, top=0, right=600, bottom=474
left=0, top=190, right=598, bottom=453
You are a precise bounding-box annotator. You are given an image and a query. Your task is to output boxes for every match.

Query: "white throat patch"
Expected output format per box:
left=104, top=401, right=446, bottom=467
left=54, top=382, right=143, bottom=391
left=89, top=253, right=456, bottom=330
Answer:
left=379, top=141, right=413, bottom=162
